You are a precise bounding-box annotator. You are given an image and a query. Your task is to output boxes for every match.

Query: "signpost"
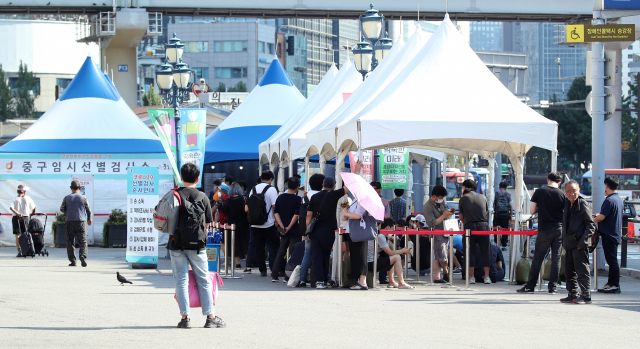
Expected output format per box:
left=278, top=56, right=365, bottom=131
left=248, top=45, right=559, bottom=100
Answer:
left=379, top=147, right=409, bottom=190
left=126, top=166, right=159, bottom=269
left=566, top=24, right=635, bottom=43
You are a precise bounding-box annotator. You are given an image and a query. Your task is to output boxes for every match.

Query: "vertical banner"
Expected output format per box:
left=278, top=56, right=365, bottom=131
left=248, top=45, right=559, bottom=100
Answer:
left=71, top=175, right=94, bottom=245
left=126, top=166, right=159, bottom=265
left=379, top=147, right=409, bottom=189
left=349, top=150, right=373, bottom=183
left=148, top=108, right=181, bottom=185
left=179, top=108, right=206, bottom=188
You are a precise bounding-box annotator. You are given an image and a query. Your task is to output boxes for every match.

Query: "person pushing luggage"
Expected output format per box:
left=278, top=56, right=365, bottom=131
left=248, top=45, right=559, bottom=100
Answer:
left=10, top=184, right=36, bottom=257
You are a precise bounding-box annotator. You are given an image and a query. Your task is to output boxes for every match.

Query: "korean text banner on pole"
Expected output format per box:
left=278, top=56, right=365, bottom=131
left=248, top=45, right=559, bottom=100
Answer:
left=126, top=166, right=159, bottom=265
left=148, top=108, right=181, bottom=184
left=379, top=147, right=409, bottom=189
left=179, top=109, right=206, bottom=188
left=71, top=175, right=94, bottom=245
left=349, top=150, right=373, bottom=182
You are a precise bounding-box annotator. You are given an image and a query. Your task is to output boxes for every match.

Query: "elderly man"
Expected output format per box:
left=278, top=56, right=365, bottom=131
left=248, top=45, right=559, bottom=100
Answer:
left=561, top=180, right=596, bottom=304
left=10, top=184, right=36, bottom=257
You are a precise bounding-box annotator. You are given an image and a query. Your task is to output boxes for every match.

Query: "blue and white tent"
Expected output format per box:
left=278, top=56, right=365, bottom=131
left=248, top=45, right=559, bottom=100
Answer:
left=204, top=58, right=305, bottom=164
left=0, top=57, right=172, bottom=247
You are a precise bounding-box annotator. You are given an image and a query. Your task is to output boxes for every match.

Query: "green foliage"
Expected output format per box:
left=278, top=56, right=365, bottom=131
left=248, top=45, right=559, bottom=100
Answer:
left=214, top=82, right=226, bottom=92
left=621, top=74, right=638, bottom=168
left=102, top=208, right=127, bottom=247
left=52, top=213, right=66, bottom=240
left=142, top=85, right=163, bottom=106
left=213, top=81, right=247, bottom=93
left=541, top=77, right=592, bottom=174
left=0, top=64, right=12, bottom=121
left=13, top=61, right=39, bottom=118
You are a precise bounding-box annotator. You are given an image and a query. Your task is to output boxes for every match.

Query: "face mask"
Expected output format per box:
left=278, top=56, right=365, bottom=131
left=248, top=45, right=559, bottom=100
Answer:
left=500, top=188, right=506, bottom=193
left=436, top=198, right=444, bottom=204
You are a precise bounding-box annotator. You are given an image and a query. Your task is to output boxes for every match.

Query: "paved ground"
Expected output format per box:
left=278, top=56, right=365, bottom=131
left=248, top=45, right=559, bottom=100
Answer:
left=1, top=246, right=639, bottom=349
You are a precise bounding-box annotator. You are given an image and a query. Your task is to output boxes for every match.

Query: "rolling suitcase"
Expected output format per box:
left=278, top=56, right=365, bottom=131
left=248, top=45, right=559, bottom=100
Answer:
left=28, top=213, right=48, bottom=256
left=19, top=231, right=36, bottom=258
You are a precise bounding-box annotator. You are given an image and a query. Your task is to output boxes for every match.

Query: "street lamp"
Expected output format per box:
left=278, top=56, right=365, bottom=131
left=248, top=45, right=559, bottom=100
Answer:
left=360, top=3, right=384, bottom=70
left=352, top=37, right=373, bottom=81
left=155, top=32, right=194, bottom=175
left=377, top=32, right=392, bottom=60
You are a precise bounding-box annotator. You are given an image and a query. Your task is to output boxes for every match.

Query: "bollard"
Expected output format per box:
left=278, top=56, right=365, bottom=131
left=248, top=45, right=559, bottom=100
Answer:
left=404, top=227, right=413, bottom=281
left=223, top=224, right=241, bottom=279
left=458, top=229, right=476, bottom=291
left=538, top=266, right=544, bottom=292
left=508, top=232, right=517, bottom=285
left=591, top=244, right=598, bottom=292
left=427, top=232, right=437, bottom=286
left=441, top=234, right=457, bottom=288
left=337, top=230, right=343, bottom=288
left=222, top=223, right=229, bottom=277
left=372, top=235, right=379, bottom=290
left=416, top=230, right=421, bottom=283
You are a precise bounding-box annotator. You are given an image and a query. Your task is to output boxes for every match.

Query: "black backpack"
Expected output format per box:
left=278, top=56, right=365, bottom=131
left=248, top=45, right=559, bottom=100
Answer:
left=173, top=190, right=208, bottom=250
left=247, top=185, right=272, bottom=225
left=298, top=195, right=310, bottom=234
left=495, top=192, right=510, bottom=219
left=28, top=217, right=44, bottom=235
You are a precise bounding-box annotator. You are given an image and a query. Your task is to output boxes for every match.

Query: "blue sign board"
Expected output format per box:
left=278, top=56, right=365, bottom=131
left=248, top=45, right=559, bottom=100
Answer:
left=126, top=166, right=159, bottom=264
left=604, top=0, right=640, bottom=10
left=118, top=64, right=128, bottom=72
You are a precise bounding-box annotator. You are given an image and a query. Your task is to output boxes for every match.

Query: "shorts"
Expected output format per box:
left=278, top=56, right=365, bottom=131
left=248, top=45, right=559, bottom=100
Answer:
left=368, top=252, right=392, bottom=273
left=12, top=216, right=28, bottom=235
left=433, top=235, right=449, bottom=263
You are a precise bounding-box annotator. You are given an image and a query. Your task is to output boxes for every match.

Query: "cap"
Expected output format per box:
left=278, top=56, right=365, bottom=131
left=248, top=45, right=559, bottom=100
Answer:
left=220, top=184, right=230, bottom=193
left=415, top=214, right=426, bottom=225
left=17, top=184, right=30, bottom=191
left=70, top=180, right=82, bottom=189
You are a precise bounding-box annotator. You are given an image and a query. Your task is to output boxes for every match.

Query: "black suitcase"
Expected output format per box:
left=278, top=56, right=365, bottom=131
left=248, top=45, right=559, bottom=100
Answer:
left=28, top=214, right=48, bottom=256
left=19, top=231, right=36, bottom=258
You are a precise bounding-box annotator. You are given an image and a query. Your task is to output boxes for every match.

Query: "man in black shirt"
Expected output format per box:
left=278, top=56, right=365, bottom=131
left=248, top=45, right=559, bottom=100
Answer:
left=517, top=172, right=566, bottom=294
left=306, top=177, right=350, bottom=289
left=271, top=177, right=302, bottom=282
left=458, top=179, right=492, bottom=284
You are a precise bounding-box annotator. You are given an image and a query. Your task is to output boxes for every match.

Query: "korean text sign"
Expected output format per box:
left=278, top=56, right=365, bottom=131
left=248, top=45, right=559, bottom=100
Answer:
left=126, top=166, right=159, bottom=264
left=179, top=108, right=206, bottom=188
left=379, top=147, right=409, bottom=190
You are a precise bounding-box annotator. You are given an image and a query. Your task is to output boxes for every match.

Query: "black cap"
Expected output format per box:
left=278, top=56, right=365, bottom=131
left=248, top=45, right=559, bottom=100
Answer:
left=70, top=180, right=82, bottom=189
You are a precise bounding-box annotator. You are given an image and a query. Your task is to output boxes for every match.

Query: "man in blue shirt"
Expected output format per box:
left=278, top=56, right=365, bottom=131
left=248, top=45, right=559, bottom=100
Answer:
left=592, top=176, right=623, bottom=294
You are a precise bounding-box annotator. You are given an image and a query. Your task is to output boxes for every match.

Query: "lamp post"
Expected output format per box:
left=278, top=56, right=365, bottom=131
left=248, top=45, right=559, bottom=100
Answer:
left=360, top=3, right=384, bottom=70
left=155, top=33, right=194, bottom=174
left=352, top=37, right=373, bottom=81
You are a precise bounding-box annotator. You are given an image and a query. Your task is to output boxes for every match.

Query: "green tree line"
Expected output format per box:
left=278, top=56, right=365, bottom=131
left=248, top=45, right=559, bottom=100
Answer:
left=0, top=61, right=39, bottom=121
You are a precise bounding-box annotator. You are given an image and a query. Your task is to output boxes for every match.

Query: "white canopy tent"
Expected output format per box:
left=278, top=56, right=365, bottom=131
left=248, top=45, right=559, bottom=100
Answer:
left=335, top=15, right=558, bottom=232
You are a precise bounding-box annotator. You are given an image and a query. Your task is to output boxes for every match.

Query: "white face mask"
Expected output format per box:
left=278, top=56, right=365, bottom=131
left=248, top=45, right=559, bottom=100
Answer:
left=500, top=188, right=506, bottom=193
left=436, top=198, right=444, bottom=204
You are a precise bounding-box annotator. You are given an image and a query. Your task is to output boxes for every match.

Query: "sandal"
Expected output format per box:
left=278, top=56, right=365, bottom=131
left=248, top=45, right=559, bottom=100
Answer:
left=398, top=285, right=416, bottom=289
left=387, top=283, right=398, bottom=288
left=350, top=283, right=369, bottom=290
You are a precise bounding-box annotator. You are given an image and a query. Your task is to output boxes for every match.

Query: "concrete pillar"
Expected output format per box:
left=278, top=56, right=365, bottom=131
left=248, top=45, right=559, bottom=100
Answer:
left=99, top=9, right=148, bottom=108
left=604, top=47, right=622, bottom=169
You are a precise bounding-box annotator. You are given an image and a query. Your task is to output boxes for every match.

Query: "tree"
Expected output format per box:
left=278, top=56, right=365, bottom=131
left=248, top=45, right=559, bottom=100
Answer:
left=0, top=64, right=12, bottom=121
left=13, top=61, right=39, bottom=118
left=228, top=81, right=247, bottom=92
left=142, top=85, right=162, bottom=106
left=542, top=77, right=592, bottom=175
left=214, top=82, right=226, bottom=93
left=621, top=74, right=638, bottom=168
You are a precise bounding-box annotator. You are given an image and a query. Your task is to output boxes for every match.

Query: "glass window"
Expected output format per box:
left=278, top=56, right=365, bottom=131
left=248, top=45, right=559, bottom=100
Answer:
left=56, top=78, right=72, bottom=89
left=267, top=43, right=275, bottom=55
left=183, top=41, right=208, bottom=53
left=214, top=67, right=248, bottom=78
left=193, top=67, right=209, bottom=80
left=629, top=54, right=634, bottom=59
left=258, top=41, right=265, bottom=53
left=214, top=41, right=248, bottom=52
left=258, top=67, right=266, bottom=78
left=8, top=77, right=40, bottom=96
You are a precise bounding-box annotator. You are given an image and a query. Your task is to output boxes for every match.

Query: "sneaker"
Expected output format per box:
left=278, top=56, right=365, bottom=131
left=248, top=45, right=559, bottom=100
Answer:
left=177, top=318, right=191, bottom=329
left=283, top=277, right=289, bottom=283
left=235, top=264, right=241, bottom=269
left=315, top=281, right=326, bottom=289
left=16, top=250, right=22, bottom=257
left=325, top=280, right=337, bottom=288
left=443, top=273, right=450, bottom=282
left=598, top=284, right=621, bottom=294
left=243, top=268, right=252, bottom=274
left=69, top=262, right=77, bottom=267
left=452, top=267, right=462, bottom=274
left=502, top=247, right=507, bottom=251
left=271, top=278, right=279, bottom=283
left=80, top=257, right=87, bottom=267
left=469, top=277, right=476, bottom=284
left=204, top=316, right=226, bottom=328
left=549, top=288, right=558, bottom=295
left=296, top=281, right=307, bottom=288
left=517, top=286, right=534, bottom=293
left=484, top=277, right=491, bottom=284
left=560, top=295, right=577, bottom=303
left=434, top=279, right=446, bottom=284
left=260, top=271, right=267, bottom=277
left=573, top=296, right=592, bottom=304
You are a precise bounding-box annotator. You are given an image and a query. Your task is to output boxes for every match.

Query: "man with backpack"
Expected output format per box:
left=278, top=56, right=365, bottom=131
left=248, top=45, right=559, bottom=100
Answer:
left=493, top=182, right=512, bottom=249
left=517, top=172, right=566, bottom=294
left=169, top=163, right=225, bottom=329
left=246, top=170, right=280, bottom=277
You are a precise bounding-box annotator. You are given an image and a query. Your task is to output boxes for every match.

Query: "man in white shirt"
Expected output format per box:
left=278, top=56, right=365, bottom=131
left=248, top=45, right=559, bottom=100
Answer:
left=246, top=170, right=280, bottom=277
left=10, top=184, right=36, bottom=257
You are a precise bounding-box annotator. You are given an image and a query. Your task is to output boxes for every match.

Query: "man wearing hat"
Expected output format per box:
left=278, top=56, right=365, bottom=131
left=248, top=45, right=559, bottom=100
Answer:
left=10, top=184, right=36, bottom=257
left=60, top=180, right=93, bottom=267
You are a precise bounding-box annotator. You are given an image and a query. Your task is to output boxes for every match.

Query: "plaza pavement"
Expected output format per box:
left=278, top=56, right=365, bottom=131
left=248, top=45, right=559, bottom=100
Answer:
left=0, top=246, right=639, bottom=349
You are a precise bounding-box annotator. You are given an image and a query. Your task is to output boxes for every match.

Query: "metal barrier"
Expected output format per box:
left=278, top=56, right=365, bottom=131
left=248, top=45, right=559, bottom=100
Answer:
left=216, top=222, right=241, bottom=279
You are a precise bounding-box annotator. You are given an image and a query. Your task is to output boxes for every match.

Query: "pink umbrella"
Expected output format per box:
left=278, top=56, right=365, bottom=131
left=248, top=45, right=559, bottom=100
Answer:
left=341, top=172, right=385, bottom=221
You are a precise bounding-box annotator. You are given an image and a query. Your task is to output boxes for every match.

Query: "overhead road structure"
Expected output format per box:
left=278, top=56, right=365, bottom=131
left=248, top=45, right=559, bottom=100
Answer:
left=0, top=0, right=593, bottom=22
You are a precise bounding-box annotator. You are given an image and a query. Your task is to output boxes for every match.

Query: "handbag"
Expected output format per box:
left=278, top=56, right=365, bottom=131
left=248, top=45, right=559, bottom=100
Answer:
left=305, top=192, right=329, bottom=236
left=174, top=271, right=224, bottom=307
left=349, top=212, right=378, bottom=242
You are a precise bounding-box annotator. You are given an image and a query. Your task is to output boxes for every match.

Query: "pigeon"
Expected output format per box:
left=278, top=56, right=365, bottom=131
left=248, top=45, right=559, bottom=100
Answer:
left=117, top=272, right=133, bottom=286
left=46, top=2, right=50, bottom=5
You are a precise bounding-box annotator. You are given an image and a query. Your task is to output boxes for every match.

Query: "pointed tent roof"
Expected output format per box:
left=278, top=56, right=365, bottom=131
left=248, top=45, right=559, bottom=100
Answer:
left=204, top=58, right=305, bottom=163
left=0, top=57, right=163, bottom=154
left=258, top=64, right=338, bottom=166
left=336, top=16, right=557, bottom=159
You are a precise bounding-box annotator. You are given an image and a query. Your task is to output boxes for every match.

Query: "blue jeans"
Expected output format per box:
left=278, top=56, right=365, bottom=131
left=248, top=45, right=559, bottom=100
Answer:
left=299, top=238, right=312, bottom=282
left=246, top=229, right=255, bottom=267
left=170, top=249, right=214, bottom=316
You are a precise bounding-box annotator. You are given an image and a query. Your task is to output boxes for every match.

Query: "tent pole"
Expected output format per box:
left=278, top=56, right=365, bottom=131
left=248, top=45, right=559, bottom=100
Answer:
left=551, top=151, right=558, bottom=172
left=442, top=154, right=446, bottom=187
left=288, top=142, right=293, bottom=178
left=304, top=156, right=310, bottom=190
left=465, top=152, right=470, bottom=180
left=423, top=159, right=430, bottom=211
left=487, top=155, right=496, bottom=223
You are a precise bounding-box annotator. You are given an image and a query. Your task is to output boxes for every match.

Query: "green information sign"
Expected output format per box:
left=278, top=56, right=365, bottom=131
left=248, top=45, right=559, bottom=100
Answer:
left=379, top=147, right=409, bottom=189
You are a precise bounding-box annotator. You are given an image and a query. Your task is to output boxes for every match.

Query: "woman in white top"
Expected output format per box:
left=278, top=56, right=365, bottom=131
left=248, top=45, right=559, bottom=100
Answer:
left=341, top=201, right=370, bottom=290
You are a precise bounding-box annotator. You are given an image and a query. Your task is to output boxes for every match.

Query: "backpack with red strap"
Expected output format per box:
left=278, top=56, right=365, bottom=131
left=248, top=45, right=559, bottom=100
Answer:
left=153, top=187, right=182, bottom=234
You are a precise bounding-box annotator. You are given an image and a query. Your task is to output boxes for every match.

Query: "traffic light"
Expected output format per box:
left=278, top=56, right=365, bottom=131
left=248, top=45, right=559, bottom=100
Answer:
left=287, top=36, right=295, bottom=56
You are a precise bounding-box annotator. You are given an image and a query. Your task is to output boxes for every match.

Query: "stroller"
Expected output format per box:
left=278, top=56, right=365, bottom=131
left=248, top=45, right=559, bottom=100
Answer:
left=28, top=213, right=49, bottom=257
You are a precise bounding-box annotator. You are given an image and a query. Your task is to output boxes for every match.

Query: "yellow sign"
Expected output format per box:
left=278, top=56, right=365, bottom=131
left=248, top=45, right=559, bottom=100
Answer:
left=567, top=24, right=635, bottom=42
left=622, top=141, right=630, bottom=150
